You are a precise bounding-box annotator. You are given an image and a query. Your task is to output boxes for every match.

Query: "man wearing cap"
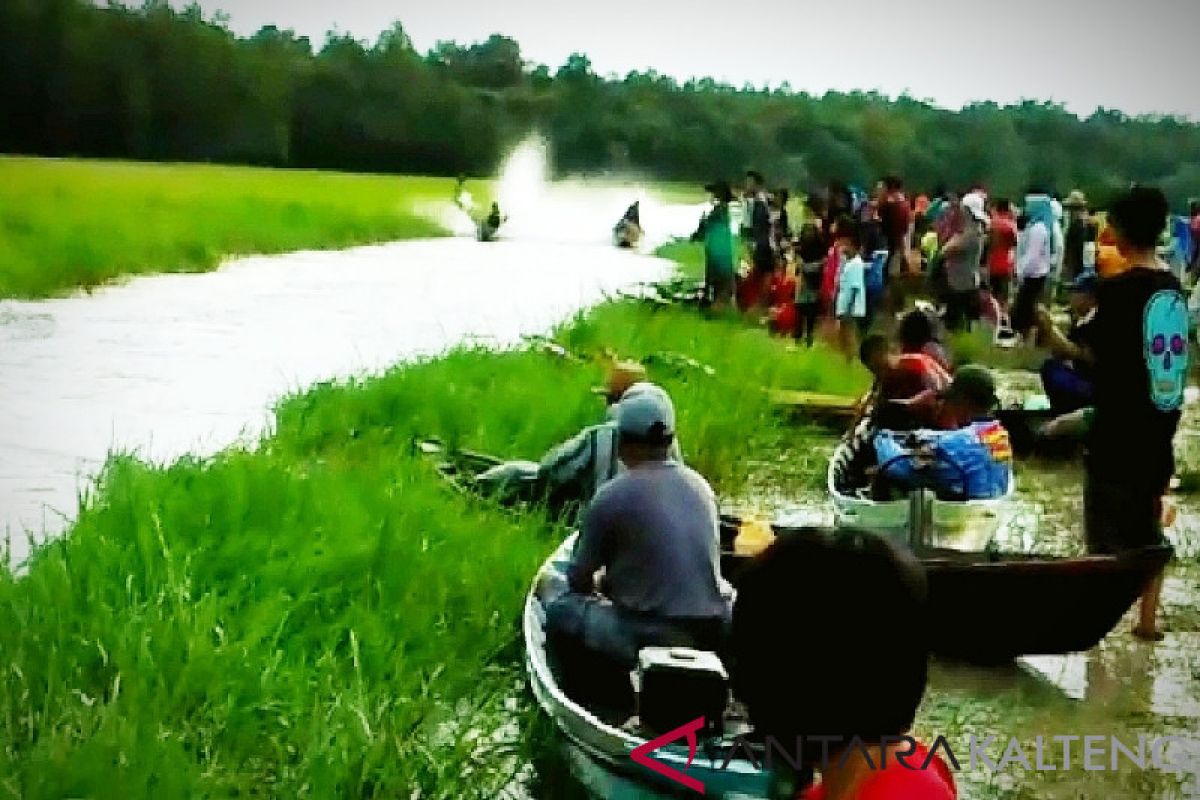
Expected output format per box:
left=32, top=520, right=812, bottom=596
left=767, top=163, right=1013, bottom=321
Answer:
left=537, top=365, right=683, bottom=510
left=1061, top=191, right=1096, bottom=289
left=1035, top=271, right=1098, bottom=414
left=545, top=385, right=731, bottom=668
left=873, top=366, right=1013, bottom=500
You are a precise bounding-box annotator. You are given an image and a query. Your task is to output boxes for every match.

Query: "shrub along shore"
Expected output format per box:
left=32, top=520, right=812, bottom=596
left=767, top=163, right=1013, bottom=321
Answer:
left=0, top=268, right=867, bottom=796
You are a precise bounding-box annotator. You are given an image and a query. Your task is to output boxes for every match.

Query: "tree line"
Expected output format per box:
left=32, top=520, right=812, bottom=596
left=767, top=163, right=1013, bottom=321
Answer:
left=3, top=0, right=1199, bottom=207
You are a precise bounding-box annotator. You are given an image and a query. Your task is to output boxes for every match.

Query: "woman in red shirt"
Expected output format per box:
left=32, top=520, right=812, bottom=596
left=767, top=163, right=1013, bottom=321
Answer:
left=732, top=531, right=957, bottom=800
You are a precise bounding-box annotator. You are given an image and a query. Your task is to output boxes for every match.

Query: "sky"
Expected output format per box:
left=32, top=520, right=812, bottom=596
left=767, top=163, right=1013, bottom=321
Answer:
left=190, top=0, right=1199, bottom=120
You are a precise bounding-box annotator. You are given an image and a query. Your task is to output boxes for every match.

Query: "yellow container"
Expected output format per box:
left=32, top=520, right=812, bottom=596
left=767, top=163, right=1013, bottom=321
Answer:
left=734, top=517, right=776, bottom=556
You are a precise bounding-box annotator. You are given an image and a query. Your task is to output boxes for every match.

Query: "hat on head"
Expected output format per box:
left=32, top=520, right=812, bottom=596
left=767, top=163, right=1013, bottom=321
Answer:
left=944, top=365, right=998, bottom=410
left=616, top=382, right=676, bottom=444
left=597, top=360, right=648, bottom=401
left=1064, top=190, right=1088, bottom=209
left=962, top=192, right=987, bottom=222
left=705, top=180, right=734, bottom=203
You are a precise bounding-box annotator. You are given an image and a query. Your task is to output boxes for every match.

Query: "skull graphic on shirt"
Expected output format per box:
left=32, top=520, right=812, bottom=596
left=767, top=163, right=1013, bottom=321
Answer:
left=1144, top=290, right=1190, bottom=412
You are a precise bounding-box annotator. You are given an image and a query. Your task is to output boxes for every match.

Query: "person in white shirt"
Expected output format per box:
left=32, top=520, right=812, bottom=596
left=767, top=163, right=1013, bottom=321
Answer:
left=1013, top=194, right=1056, bottom=341
left=833, top=219, right=867, bottom=360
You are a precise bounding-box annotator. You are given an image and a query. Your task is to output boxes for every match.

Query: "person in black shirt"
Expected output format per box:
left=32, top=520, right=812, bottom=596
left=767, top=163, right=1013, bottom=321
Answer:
left=1044, top=186, right=1187, bottom=641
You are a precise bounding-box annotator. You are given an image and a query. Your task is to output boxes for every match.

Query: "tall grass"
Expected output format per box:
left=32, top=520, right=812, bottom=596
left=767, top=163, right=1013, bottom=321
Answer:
left=0, top=297, right=865, bottom=797
left=0, top=157, right=460, bottom=298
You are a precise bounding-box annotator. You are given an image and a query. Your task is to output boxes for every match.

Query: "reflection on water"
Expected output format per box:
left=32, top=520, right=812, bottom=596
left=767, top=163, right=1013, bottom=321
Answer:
left=0, top=166, right=704, bottom=563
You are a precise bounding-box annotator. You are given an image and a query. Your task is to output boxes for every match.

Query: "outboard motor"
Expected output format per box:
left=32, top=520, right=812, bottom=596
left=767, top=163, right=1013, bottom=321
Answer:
left=636, top=647, right=729, bottom=736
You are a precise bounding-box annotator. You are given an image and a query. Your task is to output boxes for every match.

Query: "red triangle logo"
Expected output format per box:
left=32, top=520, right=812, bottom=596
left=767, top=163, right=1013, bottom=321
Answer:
left=629, top=716, right=706, bottom=794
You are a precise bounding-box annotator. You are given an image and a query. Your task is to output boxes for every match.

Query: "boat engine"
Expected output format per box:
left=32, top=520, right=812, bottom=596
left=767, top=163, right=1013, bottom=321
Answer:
left=636, top=647, right=728, bottom=736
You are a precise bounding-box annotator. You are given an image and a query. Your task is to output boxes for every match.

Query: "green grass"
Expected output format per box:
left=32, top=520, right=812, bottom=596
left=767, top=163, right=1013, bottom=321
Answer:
left=653, top=239, right=706, bottom=282
left=0, top=157, right=471, bottom=298
left=0, top=296, right=866, bottom=797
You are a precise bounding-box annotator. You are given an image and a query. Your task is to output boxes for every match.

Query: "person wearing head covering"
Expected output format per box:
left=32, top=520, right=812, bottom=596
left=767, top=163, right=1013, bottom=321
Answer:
left=1061, top=191, right=1096, bottom=287
left=537, top=365, right=683, bottom=507
left=693, top=181, right=737, bottom=310
left=939, top=192, right=988, bottom=331
left=872, top=365, right=1013, bottom=500
left=545, top=384, right=731, bottom=670
left=1012, top=194, right=1057, bottom=339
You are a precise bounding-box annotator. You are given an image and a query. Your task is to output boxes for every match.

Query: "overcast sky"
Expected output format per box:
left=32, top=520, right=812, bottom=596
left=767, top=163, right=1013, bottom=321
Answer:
left=192, top=0, right=1199, bottom=119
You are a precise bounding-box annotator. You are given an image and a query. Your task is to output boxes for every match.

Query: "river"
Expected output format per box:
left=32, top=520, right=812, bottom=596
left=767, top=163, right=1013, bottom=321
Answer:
left=0, top=155, right=703, bottom=565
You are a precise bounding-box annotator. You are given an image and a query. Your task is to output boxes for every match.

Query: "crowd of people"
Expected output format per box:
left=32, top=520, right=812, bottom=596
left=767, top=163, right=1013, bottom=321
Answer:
left=691, top=172, right=1200, bottom=361
left=533, top=184, right=1189, bottom=798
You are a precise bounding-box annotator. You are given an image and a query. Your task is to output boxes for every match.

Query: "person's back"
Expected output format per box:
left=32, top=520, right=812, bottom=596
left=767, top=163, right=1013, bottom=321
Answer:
left=944, top=218, right=983, bottom=292
left=1090, top=265, right=1187, bottom=494
left=879, top=352, right=950, bottom=402
left=988, top=212, right=1017, bottom=278
left=702, top=202, right=735, bottom=271
left=874, top=420, right=1013, bottom=500
left=572, top=461, right=726, bottom=620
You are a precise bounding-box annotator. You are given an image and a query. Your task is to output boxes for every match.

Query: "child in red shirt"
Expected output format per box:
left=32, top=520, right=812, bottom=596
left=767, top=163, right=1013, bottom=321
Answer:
left=732, top=531, right=957, bottom=800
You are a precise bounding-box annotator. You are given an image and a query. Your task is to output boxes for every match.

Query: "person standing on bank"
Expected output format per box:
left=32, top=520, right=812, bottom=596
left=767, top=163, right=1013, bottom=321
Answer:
left=940, top=192, right=987, bottom=331
left=1044, top=186, right=1187, bottom=642
left=1013, top=193, right=1056, bottom=342
left=693, top=181, right=737, bottom=311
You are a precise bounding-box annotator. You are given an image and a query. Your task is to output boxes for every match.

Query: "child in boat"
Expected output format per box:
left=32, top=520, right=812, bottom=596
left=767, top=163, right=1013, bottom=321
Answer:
left=897, top=309, right=951, bottom=371
left=732, top=530, right=956, bottom=800
left=858, top=335, right=950, bottom=430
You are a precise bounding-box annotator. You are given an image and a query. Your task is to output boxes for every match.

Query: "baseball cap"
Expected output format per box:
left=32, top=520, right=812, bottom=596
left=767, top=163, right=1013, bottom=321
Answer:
left=962, top=192, right=987, bottom=222
left=943, top=365, right=998, bottom=409
left=616, top=382, right=676, bottom=443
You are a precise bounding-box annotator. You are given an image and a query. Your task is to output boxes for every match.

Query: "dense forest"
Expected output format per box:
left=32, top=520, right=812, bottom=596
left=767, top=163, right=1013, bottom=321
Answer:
left=3, top=0, right=1200, bottom=206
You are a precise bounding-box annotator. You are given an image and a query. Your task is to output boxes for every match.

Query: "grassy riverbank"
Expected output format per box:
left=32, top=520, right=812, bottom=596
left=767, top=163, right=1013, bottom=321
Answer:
left=0, top=296, right=866, bottom=797
left=0, top=157, right=462, bottom=298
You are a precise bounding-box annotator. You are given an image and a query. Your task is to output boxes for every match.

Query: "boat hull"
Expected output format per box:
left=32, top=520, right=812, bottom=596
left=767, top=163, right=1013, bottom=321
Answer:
left=826, top=416, right=1020, bottom=551
left=524, top=535, right=776, bottom=798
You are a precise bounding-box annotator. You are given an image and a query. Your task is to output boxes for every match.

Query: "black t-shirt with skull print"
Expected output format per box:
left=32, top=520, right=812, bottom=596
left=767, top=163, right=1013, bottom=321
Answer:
left=1087, top=266, right=1189, bottom=493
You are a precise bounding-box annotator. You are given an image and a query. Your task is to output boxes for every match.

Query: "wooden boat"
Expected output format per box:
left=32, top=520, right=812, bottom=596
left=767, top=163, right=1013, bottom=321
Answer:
left=526, top=529, right=1170, bottom=798
left=768, top=388, right=861, bottom=427
left=613, top=219, right=644, bottom=249
left=715, top=518, right=1172, bottom=663
left=526, top=534, right=778, bottom=798
left=827, top=412, right=1020, bottom=551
